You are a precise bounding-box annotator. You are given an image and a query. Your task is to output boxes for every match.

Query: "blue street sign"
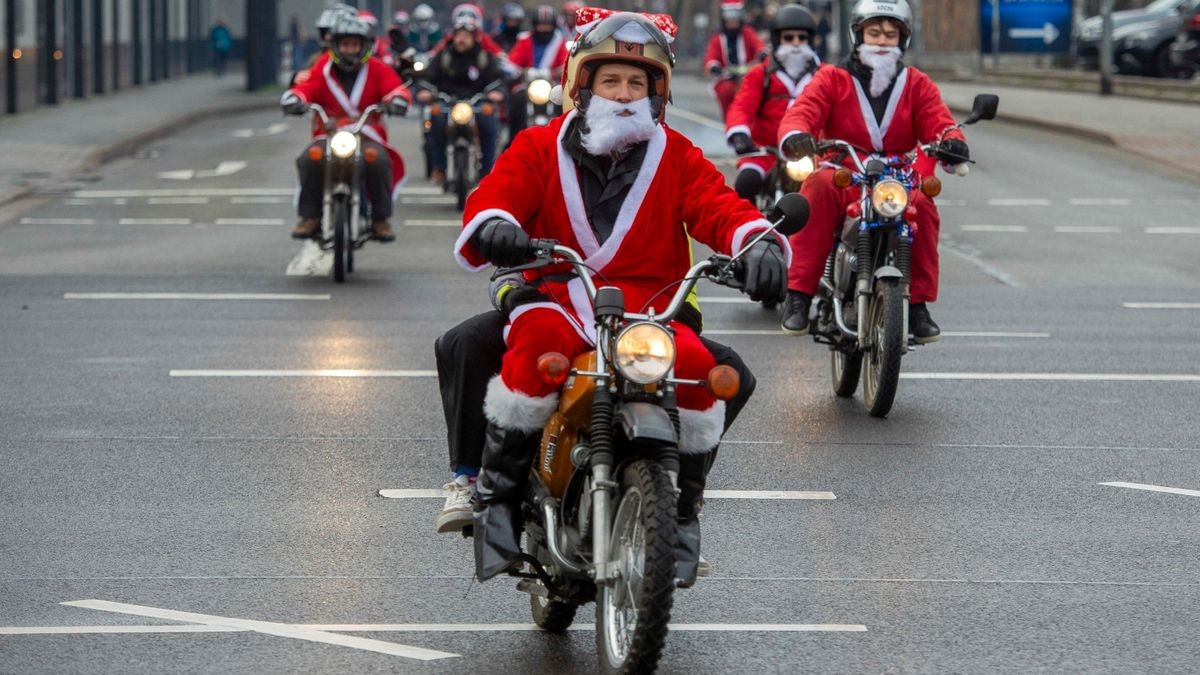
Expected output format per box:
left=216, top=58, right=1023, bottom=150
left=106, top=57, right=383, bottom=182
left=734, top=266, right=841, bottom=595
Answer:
left=980, top=0, right=1073, bottom=54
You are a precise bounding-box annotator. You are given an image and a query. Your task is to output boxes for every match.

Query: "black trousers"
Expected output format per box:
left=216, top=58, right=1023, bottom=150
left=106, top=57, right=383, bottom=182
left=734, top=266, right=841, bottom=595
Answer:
left=434, top=310, right=757, bottom=472
left=295, top=139, right=393, bottom=221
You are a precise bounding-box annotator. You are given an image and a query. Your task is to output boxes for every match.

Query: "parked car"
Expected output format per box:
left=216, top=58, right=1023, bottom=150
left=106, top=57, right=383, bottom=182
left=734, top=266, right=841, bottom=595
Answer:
left=1168, top=1, right=1200, bottom=78
left=1074, top=0, right=1200, bottom=77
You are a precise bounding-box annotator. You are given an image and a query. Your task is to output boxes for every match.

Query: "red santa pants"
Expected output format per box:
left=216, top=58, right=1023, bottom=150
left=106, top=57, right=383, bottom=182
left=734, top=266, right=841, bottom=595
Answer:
left=788, top=168, right=940, bottom=304
left=711, top=78, right=739, bottom=122
left=736, top=153, right=775, bottom=178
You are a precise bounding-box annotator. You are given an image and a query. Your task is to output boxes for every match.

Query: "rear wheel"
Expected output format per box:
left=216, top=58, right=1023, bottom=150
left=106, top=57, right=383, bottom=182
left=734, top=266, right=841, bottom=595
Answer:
left=862, top=280, right=904, bottom=417
left=454, top=146, right=469, bottom=211
left=332, top=199, right=349, bottom=283
left=595, top=460, right=677, bottom=675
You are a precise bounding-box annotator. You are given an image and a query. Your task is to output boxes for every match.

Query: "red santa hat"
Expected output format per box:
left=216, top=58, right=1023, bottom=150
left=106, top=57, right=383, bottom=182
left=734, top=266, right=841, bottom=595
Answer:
left=720, top=1, right=744, bottom=19
left=572, top=6, right=677, bottom=43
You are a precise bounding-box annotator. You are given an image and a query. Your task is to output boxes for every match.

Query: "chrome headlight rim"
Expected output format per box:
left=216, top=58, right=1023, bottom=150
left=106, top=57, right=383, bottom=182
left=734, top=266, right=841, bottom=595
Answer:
left=527, top=78, right=552, bottom=106
left=450, top=102, right=475, bottom=126
left=870, top=178, right=909, bottom=219
left=330, top=130, right=359, bottom=159
left=614, top=322, right=676, bottom=385
left=785, top=156, right=815, bottom=183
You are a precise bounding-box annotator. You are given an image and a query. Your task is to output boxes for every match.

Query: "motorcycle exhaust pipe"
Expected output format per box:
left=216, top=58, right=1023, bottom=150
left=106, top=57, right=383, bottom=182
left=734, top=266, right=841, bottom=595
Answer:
left=540, top=498, right=586, bottom=575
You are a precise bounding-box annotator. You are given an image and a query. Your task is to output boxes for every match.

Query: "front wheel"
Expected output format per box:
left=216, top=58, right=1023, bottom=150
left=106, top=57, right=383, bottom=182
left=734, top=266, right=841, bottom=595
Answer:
left=331, top=198, right=349, bottom=283
left=453, top=146, right=469, bottom=211
left=862, top=280, right=904, bottom=417
left=595, top=460, right=677, bottom=675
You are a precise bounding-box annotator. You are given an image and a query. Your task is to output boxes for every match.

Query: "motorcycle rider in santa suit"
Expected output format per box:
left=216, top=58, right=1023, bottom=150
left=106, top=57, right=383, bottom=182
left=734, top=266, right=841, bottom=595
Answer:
left=505, top=5, right=569, bottom=140
left=281, top=16, right=413, bottom=242
left=776, top=0, right=969, bottom=341
left=725, top=3, right=821, bottom=201
left=452, top=9, right=790, bottom=583
left=704, top=1, right=766, bottom=122
left=493, top=2, right=527, bottom=53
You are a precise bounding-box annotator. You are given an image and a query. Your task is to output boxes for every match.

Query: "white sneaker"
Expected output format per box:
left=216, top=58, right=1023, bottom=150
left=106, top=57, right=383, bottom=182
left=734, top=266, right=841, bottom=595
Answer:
left=697, top=555, right=711, bottom=577
left=436, top=476, right=476, bottom=534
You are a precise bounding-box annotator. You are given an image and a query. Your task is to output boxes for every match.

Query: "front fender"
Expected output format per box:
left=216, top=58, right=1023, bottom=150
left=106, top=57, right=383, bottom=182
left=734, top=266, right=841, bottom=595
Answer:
left=874, top=265, right=903, bottom=281
left=617, top=402, right=676, bottom=445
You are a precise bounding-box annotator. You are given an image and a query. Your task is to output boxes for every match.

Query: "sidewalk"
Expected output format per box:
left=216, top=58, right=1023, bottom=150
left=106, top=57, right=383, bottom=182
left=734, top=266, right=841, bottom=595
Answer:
left=0, top=73, right=278, bottom=208
left=938, top=80, right=1200, bottom=179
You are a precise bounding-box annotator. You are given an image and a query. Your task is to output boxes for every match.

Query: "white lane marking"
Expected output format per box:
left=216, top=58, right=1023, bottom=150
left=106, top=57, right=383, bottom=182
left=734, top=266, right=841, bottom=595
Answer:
left=961, top=224, right=1027, bottom=233
left=401, top=196, right=456, bottom=204
left=170, top=370, right=437, bottom=378
left=147, top=197, right=210, bottom=205
left=986, top=198, right=1052, bottom=206
left=2, top=621, right=866, bottom=635
left=61, top=599, right=458, bottom=660
left=902, top=372, right=1200, bottom=382
left=1146, top=227, right=1200, bottom=235
left=703, top=329, right=788, bottom=336
left=405, top=219, right=461, bottom=227
left=1054, top=225, right=1121, bottom=233
left=75, top=188, right=294, bottom=198
left=159, top=161, right=247, bottom=181
left=19, top=217, right=97, bottom=225
left=1099, top=481, right=1200, bottom=498
left=118, top=218, right=192, bottom=225
left=1069, top=198, right=1131, bottom=206
left=64, top=293, right=330, bottom=301
left=703, top=329, right=1049, bottom=338
left=936, top=199, right=968, bottom=207
left=1123, top=302, right=1200, bottom=309
left=667, top=107, right=726, bottom=131
left=213, top=218, right=286, bottom=226
left=941, top=241, right=1021, bottom=287
left=696, top=297, right=756, bottom=304
left=0, top=625, right=242, bottom=635
left=379, top=489, right=834, bottom=500
left=403, top=186, right=445, bottom=195
left=62, top=198, right=97, bottom=205
left=231, top=196, right=289, bottom=204
left=232, top=128, right=255, bottom=138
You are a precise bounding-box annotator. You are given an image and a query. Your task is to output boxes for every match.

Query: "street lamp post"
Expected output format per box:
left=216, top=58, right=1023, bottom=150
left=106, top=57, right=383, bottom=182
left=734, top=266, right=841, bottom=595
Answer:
left=1099, top=0, right=1114, bottom=95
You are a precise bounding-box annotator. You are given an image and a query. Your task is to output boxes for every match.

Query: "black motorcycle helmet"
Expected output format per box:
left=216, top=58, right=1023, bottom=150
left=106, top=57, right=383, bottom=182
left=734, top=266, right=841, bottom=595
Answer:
left=770, top=4, right=817, bottom=49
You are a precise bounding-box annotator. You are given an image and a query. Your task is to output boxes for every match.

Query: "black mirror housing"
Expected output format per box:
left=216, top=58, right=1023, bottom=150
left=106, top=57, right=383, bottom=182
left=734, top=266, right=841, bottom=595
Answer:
left=769, top=193, right=811, bottom=237
left=964, top=94, right=1000, bottom=125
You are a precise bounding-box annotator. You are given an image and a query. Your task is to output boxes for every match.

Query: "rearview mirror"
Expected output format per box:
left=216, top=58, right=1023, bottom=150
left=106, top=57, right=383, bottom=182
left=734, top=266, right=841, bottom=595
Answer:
left=769, top=193, right=810, bottom=237
left=963, top=94, right=1000, bottom=125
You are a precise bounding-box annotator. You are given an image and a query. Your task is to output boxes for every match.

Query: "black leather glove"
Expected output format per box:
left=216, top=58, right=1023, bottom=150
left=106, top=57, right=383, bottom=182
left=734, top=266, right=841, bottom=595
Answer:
left=474, top=218, right=531, bottom=268
left=709, top=64, right=723, bottom=76
left=386, top=96, right=410, bottom=117
left=728, top=132, right=757, bottom=155
left=741, top=238, right=787, bottom=304
left=781, top=132, right=818, bottom=161
left=935, top=138, right=970, bottom=165
left=280, top=93, right=307, bottom=116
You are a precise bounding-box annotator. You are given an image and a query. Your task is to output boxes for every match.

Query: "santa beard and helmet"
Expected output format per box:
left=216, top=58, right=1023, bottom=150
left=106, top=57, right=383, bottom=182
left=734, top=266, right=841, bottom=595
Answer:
left=848, top=0, right=912, bottom=96
left=770, top=3, right=820, bottom=80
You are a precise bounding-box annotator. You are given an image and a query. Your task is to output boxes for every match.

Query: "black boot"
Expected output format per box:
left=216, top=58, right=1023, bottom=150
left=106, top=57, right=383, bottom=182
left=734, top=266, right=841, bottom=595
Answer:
left=909, top=302, right=941, bottom=344
left=473, top=423, right=537, bottom=581
left=781, top=290, right=812, bottom=335
left=674, top=451, right=710, bottom=588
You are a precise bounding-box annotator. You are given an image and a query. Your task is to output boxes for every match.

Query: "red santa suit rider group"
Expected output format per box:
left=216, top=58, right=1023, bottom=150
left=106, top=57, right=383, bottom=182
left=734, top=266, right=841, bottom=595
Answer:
left=724, top=3, right=821, bottom=202
left=777, top=0, right=970, bottom=342
left=455, top=10, right=790, bottom=582
left=281, top=14, right=413, bottom=241
left=704, top=1, right=766, bottom=122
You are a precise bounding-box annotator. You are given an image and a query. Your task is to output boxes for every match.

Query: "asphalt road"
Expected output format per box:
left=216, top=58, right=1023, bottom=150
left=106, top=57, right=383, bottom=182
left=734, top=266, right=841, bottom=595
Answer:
left=1, top=73, right=1198, bottom=673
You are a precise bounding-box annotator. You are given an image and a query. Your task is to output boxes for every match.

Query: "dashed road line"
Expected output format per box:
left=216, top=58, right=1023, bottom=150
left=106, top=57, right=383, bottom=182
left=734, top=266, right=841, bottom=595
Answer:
left=1069, top=198, right=1131, bottom=206
left=147, top=196, right=210, bottom=205
left=118, top=217, right=192, bottom=225
left=703, top=329, right=1049, bottom=338
left=65, top=293, right=330, bottom=301
left=961, top=224, right=1027, bottom=233
left=231, top=196, right=290, bottom=204
left=1122, top=302, right=1200, bottom=309
left=1099, top=481, right=1200, bottom=498
left=404, top=219, right=461, bottom=227
left=986, top=198, right=1052, bottom=207
left=74, top=188, right=295, bottom=198
left=902, top=372, right=1200, bottom=382
left=1054, top=225, right=1121, bottom=234
left=19, top=217, right=97, bottom=225
left=379, top=488, right=835, bottom=500
left=170, top=369, right=437, bottom=378
left=1145, top=227, right=1200, bottom=234
left=213, top=217, right=286, bottom=226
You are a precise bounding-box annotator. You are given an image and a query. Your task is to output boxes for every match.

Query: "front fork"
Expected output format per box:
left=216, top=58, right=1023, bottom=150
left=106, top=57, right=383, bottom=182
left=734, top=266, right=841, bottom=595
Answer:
left=853, top=222, right=913, bottom=351
left=320, top=147, right=360, bottom=243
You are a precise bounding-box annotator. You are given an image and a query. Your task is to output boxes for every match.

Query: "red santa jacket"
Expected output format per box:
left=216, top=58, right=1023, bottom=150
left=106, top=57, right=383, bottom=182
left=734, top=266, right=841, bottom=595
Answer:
left=777, top=64, right=962, bottom=170
left=725, top=62, right=817, bottom=148
left=455, top=111, right=788, bottom=343
left=704, top=26, right=765, bottom=72
left=507, top=31, right=568, bottom=79
left=286, top=58, right=414, bottom=197
left=433, top=31, right=504, bottom=56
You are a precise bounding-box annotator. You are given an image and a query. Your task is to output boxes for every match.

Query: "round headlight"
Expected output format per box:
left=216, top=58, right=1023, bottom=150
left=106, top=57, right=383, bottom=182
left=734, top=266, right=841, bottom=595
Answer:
left=870, top=179, right=909, bottom=219
left=528, top=79, right=552, bottom=106
left=614, top=323, right=676, bottom=385
left=329, top=130, right=359, bottom=159
left=413, top=60, right=425, bottom=72
left=451, top=102, right=474, bottom=126
left=785, top=156, right=814, bottom=182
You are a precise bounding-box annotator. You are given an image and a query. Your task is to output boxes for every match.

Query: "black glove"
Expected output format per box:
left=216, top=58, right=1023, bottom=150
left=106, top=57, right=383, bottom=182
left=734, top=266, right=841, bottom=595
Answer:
left=935, top=138, right=970, bottom=165
left=709, top=64, right=723, bottom=76
left=386, top=96, right=409, bottom=117
left=781, top=132, right=818, bottom=161
left=474, top=218, right=531, bottom=268
left=741, top=238, right=787, bottom=304
left=280, top=93, right=307, bottom=116
left=728, top=132, right=757, bottom=155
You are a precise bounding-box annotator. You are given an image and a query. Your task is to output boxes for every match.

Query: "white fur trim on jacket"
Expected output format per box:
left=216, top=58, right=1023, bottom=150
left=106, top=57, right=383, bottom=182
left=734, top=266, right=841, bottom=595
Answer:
left=454, top=208, right=523, bottom=272
left=483, top=374, right=559, bottom=433
left=725, top=124, right=752, bottom=141
left=677, top=401, right=726, bottom=454
left=731, top=219, right=793, bottom=267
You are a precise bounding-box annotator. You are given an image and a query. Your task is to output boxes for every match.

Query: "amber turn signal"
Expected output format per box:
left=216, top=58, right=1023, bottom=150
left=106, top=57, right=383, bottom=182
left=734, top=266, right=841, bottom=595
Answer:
left=430, top=104, right=442, bottom=116
left=706, top=365, right=741, bottom=401
left=307, top=146, right=324, bottom=162
left=920, top=176, right=942, bottom=198
left=537, top=352, right=571, bottom=387
left=481, top=102, right=495, bottom=117
left=832, top=168, right=854, bottom=189
left=363, top=146, right=379, bottom=163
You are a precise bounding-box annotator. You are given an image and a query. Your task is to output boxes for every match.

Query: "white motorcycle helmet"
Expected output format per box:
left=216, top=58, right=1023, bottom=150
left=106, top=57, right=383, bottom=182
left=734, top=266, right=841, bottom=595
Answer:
left=849, top=0, right=913, bottom=51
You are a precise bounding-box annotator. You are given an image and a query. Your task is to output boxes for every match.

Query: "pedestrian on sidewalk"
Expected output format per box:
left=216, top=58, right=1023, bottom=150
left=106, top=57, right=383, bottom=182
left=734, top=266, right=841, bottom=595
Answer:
left=211, top=17, right=232, bottom=78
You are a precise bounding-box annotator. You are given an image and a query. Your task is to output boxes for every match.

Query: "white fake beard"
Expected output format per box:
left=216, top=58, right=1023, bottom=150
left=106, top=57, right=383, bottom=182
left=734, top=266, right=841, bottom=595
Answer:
left=581, top=96, right=657, bottom=157
left=775, top=44, right=817, bottom=80
left=856, top=44, right=902, bottom=97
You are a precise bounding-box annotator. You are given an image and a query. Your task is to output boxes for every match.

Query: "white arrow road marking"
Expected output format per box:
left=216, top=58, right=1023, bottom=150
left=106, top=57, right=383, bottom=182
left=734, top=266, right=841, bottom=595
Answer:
left=170, top=370, right=438, bottom=378
left=1008, top=22, right=1061, bottom=45
left=158, top=161, right=247, bottom=181
left=59, top=600, right=459, bottom=660
left=1099, top=482, right=1200, bottom=498
left=1123, top=302, right=1200, bottom=309
left=380, top=489, right=835, bottom=500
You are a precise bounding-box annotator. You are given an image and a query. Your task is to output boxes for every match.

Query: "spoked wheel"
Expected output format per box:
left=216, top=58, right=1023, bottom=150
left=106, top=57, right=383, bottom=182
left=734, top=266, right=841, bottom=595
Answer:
left=331, top=199, right=349, bottom=283
left=831, top=348, right=863, bottom=398
left=862, top=280, right=905, bottom=417
left=596, top=460, right=677, bottom=675
left=454, top=147, right=469, bottom=211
